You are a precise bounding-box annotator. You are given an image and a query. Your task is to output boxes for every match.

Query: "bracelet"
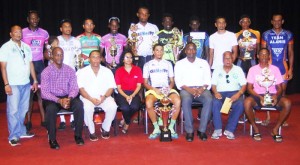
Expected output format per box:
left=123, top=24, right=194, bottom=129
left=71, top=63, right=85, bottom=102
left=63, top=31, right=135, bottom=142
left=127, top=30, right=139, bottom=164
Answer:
left=4, top=83, right=9, bottom=86
left=33, top=80, right=38, bottom=84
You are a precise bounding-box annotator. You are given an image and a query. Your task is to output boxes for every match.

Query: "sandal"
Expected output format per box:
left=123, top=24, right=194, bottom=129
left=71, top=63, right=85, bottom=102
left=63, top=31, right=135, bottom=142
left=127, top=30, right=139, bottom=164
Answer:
left=282, top=122, right=289, bottom=127
left=122, top=124, right=129, bottom=134
left=119, top=120, right=125, bottom=128
left=272, top=134, right=283, bottom=143
left=252, top=133, right=262, bottom=141
left=261, top=119, right=270, bottom=126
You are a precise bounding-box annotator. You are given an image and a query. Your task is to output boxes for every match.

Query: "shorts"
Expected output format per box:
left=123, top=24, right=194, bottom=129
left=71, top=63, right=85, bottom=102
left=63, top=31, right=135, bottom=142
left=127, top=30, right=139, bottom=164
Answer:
left=30, top=60, right=45, bottom=84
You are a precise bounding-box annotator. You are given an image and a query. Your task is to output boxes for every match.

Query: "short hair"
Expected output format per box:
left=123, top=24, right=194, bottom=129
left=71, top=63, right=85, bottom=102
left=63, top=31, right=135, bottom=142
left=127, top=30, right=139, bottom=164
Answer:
left=258, top=48, right=270, bottom=55
left=60, top=18, right=72, bottom=27
left=215, top=16, right=226, bottom=22
left=89, top=50, right=102, bottom=57
left=239, top=14, right=251, bottom=24
left=138, top=6, right=149, bottom=13
left=82, top=18, right=94, bottom=25
left=28, top=10, right=39, bottom=18
left=152, top=43, right=164, bottom=51
left=272, top=13, right=284, bottom=20
left=189, top=15, right=200, bottom=23
left=162, top=13, right=173, bottom=21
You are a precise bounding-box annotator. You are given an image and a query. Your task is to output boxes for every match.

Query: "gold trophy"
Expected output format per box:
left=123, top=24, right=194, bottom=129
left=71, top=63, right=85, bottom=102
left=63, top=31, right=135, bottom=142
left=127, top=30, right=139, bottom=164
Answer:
left=74, top=48, right=83, bottom=70
left=127, top=24, right=140, bottom=61
left=157, top=87, right=173, bottom=142
left=258, top=67, right=275, bottom=106
left=109, top=37, right=118, bottom=68
left=169, top=27, right=183, bottom=61
left=240, top=30, right=255, bottom=60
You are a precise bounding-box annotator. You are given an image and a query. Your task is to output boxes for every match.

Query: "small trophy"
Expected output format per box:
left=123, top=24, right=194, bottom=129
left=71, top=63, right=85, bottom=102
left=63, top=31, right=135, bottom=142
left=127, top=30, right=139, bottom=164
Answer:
left=127, top=24, right=141, bottom=61
left=74, top=49, right=83, bottom=70
left=109, top=37, right=118, bottom=68
left=241, top=30, right=253, bottom=60
left=158, top=87, right=173, bottom=142
left=258, top=67, right=275, bottom=106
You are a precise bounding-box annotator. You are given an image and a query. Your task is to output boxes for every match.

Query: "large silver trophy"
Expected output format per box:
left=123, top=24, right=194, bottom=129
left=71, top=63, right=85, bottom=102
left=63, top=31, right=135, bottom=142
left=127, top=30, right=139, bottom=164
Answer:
left=155, top=87, right=174, bottom=142
left=258, top=67, right=275, bottom=106
left=109, top=37, right=118, bottom=68
left=74, top=48, right=83, bottom=70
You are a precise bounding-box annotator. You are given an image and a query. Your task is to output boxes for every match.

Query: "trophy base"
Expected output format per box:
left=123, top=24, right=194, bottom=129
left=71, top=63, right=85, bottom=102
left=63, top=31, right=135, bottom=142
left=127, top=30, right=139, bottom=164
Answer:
left=242, top=57, right=252, bottom=60
left=160, top=129, right=172, bottom=142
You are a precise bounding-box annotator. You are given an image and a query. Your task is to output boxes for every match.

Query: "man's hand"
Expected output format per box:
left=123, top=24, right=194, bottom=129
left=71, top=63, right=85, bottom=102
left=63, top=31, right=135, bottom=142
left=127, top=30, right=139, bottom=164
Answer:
left=230, top=93, right=240, bottom=102
left=91, top=98, right=101, bottom=106
left=214, top=92, right=222, bottom=99
left=31, top=83, right=38, bottom=93
left=5, top=85, right=12, bottom=95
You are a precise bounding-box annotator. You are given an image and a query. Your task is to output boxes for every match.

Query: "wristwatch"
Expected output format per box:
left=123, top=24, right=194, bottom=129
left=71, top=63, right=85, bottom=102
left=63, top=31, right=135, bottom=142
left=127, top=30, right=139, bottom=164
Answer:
left=202, top=86, right=207, bottom=90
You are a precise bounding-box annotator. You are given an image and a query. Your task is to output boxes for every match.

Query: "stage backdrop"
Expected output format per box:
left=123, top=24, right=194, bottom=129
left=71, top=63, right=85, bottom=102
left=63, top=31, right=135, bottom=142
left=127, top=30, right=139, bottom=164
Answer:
left=0, top=0, right=299, bottom=102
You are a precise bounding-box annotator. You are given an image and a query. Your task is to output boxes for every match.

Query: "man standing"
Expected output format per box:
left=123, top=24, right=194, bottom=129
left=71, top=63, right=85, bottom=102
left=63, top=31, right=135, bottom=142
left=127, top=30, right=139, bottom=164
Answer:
left=209, top=16, right=238, bottom=70
left=211, top=51, right=246, bottom=140
left=175, top=42, right=212, bottom=142
left=77, top=50, right=117, bottom=141
left=41, top=47, right=84, bottom=149
left=22, top=10, right=49, bottom=131
left=76, top=18, right=101, bottom=67
left=128, top=6, right=159, bottom=69
left=0, top=25, right=38, bottom=146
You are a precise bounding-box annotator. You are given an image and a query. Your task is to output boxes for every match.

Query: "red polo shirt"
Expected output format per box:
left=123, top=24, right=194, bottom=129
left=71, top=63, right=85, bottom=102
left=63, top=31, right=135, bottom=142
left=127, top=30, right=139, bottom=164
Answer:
left=115, top=65, right=143, bottom=91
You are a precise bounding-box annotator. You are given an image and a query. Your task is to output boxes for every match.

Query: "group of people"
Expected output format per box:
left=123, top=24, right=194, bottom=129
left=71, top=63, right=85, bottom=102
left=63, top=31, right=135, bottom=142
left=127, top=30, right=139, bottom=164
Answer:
left=0, top=6, right=293, bottom=149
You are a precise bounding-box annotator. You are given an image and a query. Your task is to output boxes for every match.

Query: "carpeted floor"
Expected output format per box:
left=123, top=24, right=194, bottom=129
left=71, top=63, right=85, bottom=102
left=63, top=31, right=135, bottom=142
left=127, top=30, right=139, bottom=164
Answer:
left=0, top=94, right=299, bottom=165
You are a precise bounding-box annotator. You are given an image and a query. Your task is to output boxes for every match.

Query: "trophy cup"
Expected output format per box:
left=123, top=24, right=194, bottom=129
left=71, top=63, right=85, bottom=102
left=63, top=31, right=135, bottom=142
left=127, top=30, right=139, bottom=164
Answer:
left=258, top=67, right=275, bottom=106
left=240, top=30, right=253, bottom=60
left=109, top=37, right=118, bottom=68
left=157, top=87, right=173, bottom=142
left=74, top=49, right=83, bottom=70
left=169, top=27, right=183, bottom=61
left=127, top=24, right=141, bottom=62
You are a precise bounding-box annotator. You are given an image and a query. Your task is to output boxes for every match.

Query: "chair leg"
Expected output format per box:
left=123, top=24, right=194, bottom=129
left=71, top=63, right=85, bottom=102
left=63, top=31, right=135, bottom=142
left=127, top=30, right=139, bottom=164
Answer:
left=145, top=109, right=148, bottom=134
left=181, top=110, right=184, bottom=134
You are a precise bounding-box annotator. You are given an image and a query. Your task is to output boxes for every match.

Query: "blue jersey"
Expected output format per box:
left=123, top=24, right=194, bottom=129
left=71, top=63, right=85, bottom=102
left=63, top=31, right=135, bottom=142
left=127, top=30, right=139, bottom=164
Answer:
left=183, top=32, right=209, bottom=59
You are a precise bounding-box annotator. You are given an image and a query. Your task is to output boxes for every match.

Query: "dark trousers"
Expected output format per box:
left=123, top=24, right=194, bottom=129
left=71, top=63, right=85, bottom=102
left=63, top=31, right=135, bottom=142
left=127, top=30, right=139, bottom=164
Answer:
left=43, top=98, right=84, bottom=140
left=116, top=91, right=141, bottom=124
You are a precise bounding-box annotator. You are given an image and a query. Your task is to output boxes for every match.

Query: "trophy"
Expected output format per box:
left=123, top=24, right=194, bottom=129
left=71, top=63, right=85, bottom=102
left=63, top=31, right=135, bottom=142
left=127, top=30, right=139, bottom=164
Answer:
left=169, top=27, right=183, bottom=61
left=109, top=37, right=118, bottom=68
left=240, top=30, right=255, bottom=60
left=74, top=48, right=83, bottom=70
left=127, top=24, right=141, bottom=61
left=258, top=67, right=275, bottom=106
left=155, top=87, right=174, bottom=142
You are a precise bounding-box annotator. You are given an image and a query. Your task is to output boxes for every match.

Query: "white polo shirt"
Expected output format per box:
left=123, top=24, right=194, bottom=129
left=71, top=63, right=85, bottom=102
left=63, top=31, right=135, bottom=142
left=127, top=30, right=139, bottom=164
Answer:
left=0, top=39, right=32, bottom=85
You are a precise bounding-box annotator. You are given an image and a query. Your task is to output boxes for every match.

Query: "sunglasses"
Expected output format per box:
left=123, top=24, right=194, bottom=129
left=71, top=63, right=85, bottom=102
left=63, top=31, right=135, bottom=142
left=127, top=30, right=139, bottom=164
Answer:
left=226, top=75, right=230, bottom=83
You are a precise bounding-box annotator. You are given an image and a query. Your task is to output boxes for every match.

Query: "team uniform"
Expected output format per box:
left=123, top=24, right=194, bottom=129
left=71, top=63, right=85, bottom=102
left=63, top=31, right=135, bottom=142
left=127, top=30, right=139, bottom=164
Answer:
left=236, top=29, right=260, bottom=74
left=76, top=33, right=101, bottom=66
left=209, top=31, right=238, bottom=69
left=183, top=32, right=209, bottom=59
left=22, top=27, right=49, bottom=84
left=262, top=29, right=293, bottom=77
left=58, top=35, right=81, bottom=69
left=100, top=33, right=127, bottom=65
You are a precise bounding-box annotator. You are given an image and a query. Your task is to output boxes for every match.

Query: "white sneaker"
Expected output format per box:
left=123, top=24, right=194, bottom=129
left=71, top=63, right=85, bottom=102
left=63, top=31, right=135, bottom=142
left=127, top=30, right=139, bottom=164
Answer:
left=211, top=129, right=222, bottom=139
left=224, top=130, right=235, bottom=140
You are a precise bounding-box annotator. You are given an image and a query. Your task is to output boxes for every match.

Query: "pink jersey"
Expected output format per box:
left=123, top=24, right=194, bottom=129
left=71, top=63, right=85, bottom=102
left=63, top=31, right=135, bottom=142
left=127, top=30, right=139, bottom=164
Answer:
left=247, top=64, right=283, bottom=94
left=22, top=27, right=49, bottom=61
left=100, top=33, right=127, bottom=64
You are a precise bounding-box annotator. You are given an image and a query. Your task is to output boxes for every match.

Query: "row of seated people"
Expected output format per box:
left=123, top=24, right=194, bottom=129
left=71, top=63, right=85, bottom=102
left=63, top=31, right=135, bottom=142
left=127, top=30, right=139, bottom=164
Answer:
left=40, top=42, right=291, bottom=150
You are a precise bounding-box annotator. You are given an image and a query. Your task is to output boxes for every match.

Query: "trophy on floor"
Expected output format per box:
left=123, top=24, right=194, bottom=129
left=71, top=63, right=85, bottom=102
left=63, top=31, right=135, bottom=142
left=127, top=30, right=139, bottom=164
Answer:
left=109, top=37, right=118, bottom=68
left=127, top=24, right=141, bottom=62
left=74, top=48, right=83, bottom=70
left=157, top=87, right=173, bottom=142
left=258, top=67, right=275, bottom=106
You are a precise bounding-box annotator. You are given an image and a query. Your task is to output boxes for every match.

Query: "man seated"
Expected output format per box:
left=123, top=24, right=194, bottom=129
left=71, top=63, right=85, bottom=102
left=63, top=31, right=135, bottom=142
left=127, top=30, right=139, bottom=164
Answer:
left=211, top=51, right=246, bottom=140
left=244, top=48, right=291, bottom=142
left=76, top=50, right=117, bottom=141
left=143, top=44, right=181, bottom=140
left=41, top=47, right=84, bottom=150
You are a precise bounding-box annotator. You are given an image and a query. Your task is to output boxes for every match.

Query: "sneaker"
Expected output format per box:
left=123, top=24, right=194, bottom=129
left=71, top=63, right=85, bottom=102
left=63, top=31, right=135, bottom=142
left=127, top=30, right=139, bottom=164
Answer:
left=255, top=118, right=262, bottom=124
left=58, top=122, right=66, bottom=130
left=9, top=139, right=21, bottom=146
left=25, top=121, right=32, bottom=131
left=211, top=129, right=222, bottom=139
left=94, top=114, right=102, bottom=124
left=158, top=117, right=163, bottom=126
left=89, top=133, right=99, bottom=142
left=100, top=127, right=110, bottom=139
left=224, top=130, right=235, bottom=140
left=20, top=132, right=35, bottom=138
left=70, top=121, right=75, bottom=129
left=171, top=133, right=179, bottom=139
left=238, top=117, right=248, bottom=124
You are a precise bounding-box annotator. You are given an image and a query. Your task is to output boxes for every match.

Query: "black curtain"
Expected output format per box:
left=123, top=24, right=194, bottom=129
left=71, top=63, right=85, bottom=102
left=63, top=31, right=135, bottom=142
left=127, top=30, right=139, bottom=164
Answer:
left=0, top=0, right=299, bottom=101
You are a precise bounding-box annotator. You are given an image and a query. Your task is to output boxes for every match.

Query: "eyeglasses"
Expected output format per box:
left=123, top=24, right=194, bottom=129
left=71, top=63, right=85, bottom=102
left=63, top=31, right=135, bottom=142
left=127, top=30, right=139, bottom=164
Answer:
left=226, top=75, right=230, bottom=83
left=109, top=17, right=120, bottom=23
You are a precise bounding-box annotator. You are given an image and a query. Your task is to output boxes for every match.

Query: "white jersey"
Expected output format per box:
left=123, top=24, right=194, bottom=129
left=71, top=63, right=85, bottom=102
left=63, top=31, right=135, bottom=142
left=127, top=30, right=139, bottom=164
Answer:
left=128, top=22, right=159, bottom=56
left=58, top=35, right=81, bottom=69
left=209, top=31, right=238, bottom=69
left=143, top=59, right=173, bottom=87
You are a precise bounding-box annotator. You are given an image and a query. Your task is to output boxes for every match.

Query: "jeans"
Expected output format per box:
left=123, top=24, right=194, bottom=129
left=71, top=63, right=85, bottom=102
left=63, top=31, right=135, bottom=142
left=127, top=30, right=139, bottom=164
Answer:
left=180, top=89, right=212, bottom=133
left=7, top=83, right=30, bottom=141
left=212, top=91, right=244, bottom=133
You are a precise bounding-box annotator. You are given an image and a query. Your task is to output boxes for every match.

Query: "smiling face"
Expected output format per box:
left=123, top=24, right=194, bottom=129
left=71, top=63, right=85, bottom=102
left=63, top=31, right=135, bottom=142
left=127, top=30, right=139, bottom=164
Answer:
left=27, top=12, right=40, bottom=29
left=162, top=16, right=173, bottom=31
left=184, top=43, right=197, bottom=59
left=108, top=20, right=119, bottom=34
left=258, top=48, right=270, bottom=65
left=271, top=14, right=284, bottom=30
left=239, top=17, right=251, bottom=30
left=189, top=20, right=200, bottom=31
left=137, top=8, right=150, bottom=24
left=60, top=22, right=72, bottom=35
left=123, top=52, right=133, bottom=65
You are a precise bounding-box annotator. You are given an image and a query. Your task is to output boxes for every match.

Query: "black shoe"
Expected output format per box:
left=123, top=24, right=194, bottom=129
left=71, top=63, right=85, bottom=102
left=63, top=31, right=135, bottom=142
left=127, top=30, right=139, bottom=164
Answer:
left=74, top=136, right=84, bottom=145
left=197, top=131, right=207, bottom=141
left=20, top=132, right=35, bottom=138
left=89, top=133, right=99, bottom=142
left=70, top=121, right=75, bottom=129
left=58, top=122, right=66, bottom=130
left=185, top=133, right=194, bottom=142
left=41, top=121, right=47, bottom=128
left=25, top=121, right=32, bottom=131
left=100, top=127, right=110, bottom=139
left=49, top=140, right=60, bottom=149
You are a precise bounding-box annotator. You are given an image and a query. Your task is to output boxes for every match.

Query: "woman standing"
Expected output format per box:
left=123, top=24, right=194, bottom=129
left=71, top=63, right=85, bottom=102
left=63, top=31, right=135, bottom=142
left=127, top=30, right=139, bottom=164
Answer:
left=115, top=50, right=143, bottom=133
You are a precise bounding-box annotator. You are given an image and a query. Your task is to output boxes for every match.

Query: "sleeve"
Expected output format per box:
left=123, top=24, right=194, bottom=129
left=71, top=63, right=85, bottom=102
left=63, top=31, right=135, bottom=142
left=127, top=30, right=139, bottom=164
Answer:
left=136, top=67, right=144, bottom=83
left=68, top=69, right=79, bottom=98
left=107, top=69, right=117, bottom=88
left=143, top=62, right=150, bottom=79
left=237, top=67, right=247, bottom=86
left=76, top=69, right=84, bottom=88
left=202, top=61, right=212, bottom=90
left=209, top=35, right=214, bottom=49
left=122, top=35, right=127, bottom=47
left=174, top=62, right=183, bottom=90
left=41, top=68, right=59, bottom=102
left=168, top=61, right=174, bottom=78
left=211, top=68, right=218, bottom=85
left=246, top=67, right=255, bottom=84
left=204, top=33, right=209, bottom=47
left=45, top=31, right=50, bottom=44
left=114, top=68, right=121, bottom=85
left=231, top=33, right=238, bottom=46
left=0, top=44, right=8, bottom=62
left=273, top=66, right=284, bottom=85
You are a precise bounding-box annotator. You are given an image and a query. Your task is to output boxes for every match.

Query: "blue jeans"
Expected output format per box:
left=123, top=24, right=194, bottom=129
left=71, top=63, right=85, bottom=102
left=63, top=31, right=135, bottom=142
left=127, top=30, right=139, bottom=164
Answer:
left=212, top=91, right=244, bottom=133
left=7, top=83, right=30, bottom=141
left=180, top=89, right=212, bottom=133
